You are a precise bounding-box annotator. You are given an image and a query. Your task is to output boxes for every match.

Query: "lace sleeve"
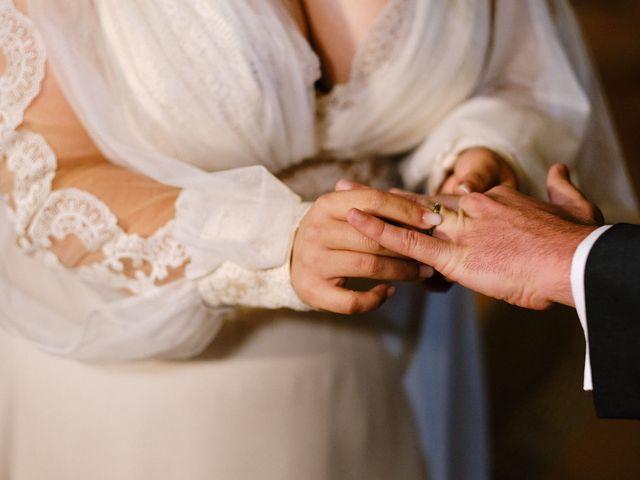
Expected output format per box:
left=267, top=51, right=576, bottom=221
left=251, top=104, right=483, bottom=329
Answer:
left=0, top=0, right=310, bottom=310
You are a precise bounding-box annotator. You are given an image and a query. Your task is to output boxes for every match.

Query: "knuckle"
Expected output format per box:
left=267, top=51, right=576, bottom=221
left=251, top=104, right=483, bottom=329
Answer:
left=302, top=249, right=320, bottom=269
left=304, top=222, right=323, bottom=243
left=406, top=202, right=423, bottom=224
left=294, top=277, right=314, bottom=303
left=314, top=193, right=333, bottom=211
left=468, top=191, right=487, bottom=203
left=360, top=254, right=382, bottom=276
left=365, top=190, right=386, bottom=211
left=344, top=295, right=363, bottom=315
left=369, top=217, right=388, bottom=241
left=459, top=192, right=486, bottom=212
left=399, top=228, right=420, bottom=253
left=491, top=185, right=510, bottom=196
left=365, top=237, right=385, bottom=253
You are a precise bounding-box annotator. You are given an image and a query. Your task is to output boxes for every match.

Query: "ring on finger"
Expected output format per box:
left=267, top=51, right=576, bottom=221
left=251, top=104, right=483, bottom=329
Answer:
left=426, top=202, right=441, bottom=236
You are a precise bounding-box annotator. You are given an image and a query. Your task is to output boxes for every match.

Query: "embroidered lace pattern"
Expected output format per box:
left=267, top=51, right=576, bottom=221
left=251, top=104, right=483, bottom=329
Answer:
left=199, top=260, right=311, bottom=311
left=0, top=1, right=188, bottom=294
left=310, top=0, right=412, bottom=151
left=0, top=0, right=46, bottom=139
left=1, top=0, right=311, bottom=309
left=76, top=221, right=188, bottom=294
left=197, top=203, right=312, bottom=311
left=4, top=131, right=55, bottom=238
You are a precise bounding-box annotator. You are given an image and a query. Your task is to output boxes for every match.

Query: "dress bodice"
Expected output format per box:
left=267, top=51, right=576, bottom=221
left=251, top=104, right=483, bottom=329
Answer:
left=88, top=0, right=489, bottom=174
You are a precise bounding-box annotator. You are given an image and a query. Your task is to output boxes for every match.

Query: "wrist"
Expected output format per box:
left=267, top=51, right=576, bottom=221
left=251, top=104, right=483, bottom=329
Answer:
left=547, top=224, right=597, bottom=307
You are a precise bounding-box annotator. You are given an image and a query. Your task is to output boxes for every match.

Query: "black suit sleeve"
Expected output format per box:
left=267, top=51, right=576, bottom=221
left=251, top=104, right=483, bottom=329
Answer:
left=585, top=223, right=640, bottom=419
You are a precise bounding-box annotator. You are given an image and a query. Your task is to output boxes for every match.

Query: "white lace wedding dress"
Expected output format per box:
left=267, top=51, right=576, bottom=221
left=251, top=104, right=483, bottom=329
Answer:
left=0, top=1, right=637, bottom=479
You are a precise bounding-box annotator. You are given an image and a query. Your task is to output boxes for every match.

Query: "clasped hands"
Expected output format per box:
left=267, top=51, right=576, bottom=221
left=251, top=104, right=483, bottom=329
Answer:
left=292, top=148, right=604, bottom=313
left=291, top=147, right=536, bottom=313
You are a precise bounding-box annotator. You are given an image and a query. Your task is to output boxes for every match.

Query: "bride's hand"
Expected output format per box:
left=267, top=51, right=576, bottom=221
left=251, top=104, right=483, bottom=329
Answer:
left=291, top=187, right=441, bottom=314
left=438, top=147, right=517, bottom=194
left=335, top=181, right=456, bottom=293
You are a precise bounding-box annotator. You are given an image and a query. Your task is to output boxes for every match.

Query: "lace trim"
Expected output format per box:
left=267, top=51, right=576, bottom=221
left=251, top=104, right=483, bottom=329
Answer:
left=76, top=221, right=188, bottom=294
left=321, top=0, right=411, bottom=112
left=0, top=0, right=46, bottom=139
left=0, top=0, right=309, bottom=307
left=198, top=202, right=312, bottom=311
left=4, top=131, right=56, bottom=238
left=0, top=0, right=188, bottom=294
left=198, top=260, right=311, bottom=311
left=348, top=0, right=410, bottom=87
left=9, top=157, right=189, bottom=293
left=27, top=188, right=119, bottom=250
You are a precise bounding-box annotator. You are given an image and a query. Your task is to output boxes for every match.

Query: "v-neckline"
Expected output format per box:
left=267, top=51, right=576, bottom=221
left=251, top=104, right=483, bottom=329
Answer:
left=282, top=0, right=405, bottom=98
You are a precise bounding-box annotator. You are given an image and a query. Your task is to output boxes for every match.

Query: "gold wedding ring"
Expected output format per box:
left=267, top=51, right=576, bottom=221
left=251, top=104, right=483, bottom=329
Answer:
left=426, top=201, right=441, bottom=236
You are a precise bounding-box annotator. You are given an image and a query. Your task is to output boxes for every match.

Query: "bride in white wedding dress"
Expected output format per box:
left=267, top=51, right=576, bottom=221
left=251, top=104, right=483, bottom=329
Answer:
left=0, top=0, right=636, bottom=479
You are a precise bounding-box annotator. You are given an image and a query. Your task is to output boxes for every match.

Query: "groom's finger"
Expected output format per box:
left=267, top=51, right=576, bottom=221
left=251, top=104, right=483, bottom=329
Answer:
left=429, top=205, right=458, bottom=241
left=346, top=208, right=451, bottom=269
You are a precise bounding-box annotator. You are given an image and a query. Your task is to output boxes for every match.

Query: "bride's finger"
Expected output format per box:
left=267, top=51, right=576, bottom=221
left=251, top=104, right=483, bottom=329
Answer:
left=322, top=251, right=423, bottom=281
left=438, top=175, right=460, bottom=195
left=324, top=222, right=411, bottom=258
left=326, top=190, right=442, bottom=228
left=389, top=189, right=461, bottom=212
left=311, top=282, right=393, bottom=315
left=335, top=178, right=368, bottom=191
left=346, top=208, right=452, bottom=270
left=388, top=188, right=423, bottom=203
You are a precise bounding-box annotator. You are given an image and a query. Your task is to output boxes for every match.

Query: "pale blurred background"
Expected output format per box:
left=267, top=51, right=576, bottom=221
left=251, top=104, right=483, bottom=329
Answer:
left=484, top=1, right=640, bottom=478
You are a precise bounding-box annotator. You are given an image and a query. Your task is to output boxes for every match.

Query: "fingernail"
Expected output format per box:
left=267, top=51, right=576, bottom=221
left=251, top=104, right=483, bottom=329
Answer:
left=459, top=183, right=471, bottom=194
left=335, top=179, right=354, bottom=191
left=387, top=286, right=397, bottom=298
left=422, top=212, right=442, bottom=226
left=419, top=265, right=434, bottom=279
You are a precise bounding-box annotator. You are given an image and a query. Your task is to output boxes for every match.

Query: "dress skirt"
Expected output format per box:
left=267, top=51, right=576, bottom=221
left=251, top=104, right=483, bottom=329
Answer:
left=0, top=304, right=427, bottom=480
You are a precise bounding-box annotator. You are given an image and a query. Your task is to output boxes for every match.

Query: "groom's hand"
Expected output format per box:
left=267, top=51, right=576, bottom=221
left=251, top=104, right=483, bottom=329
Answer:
left=346, top=164, right=603, bottom=310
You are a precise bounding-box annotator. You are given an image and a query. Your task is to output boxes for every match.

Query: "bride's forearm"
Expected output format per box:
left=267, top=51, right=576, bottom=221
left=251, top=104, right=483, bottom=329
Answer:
left=2, top=153, right=187, bottom=284
left=51, top=160, right=185, bottom=280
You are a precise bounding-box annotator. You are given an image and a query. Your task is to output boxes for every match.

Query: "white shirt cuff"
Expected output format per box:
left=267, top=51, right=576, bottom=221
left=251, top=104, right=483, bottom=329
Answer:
left=570, top=225, right=613, bottom=391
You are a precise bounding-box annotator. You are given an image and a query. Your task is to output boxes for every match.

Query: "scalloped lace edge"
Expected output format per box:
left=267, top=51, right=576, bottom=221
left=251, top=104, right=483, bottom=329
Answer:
left=0, top=1, right=188, bottom=294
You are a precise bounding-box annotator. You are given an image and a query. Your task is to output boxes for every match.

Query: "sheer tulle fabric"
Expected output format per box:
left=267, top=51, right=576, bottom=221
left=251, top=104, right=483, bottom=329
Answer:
left=0, top=0, right=636, bottom=360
